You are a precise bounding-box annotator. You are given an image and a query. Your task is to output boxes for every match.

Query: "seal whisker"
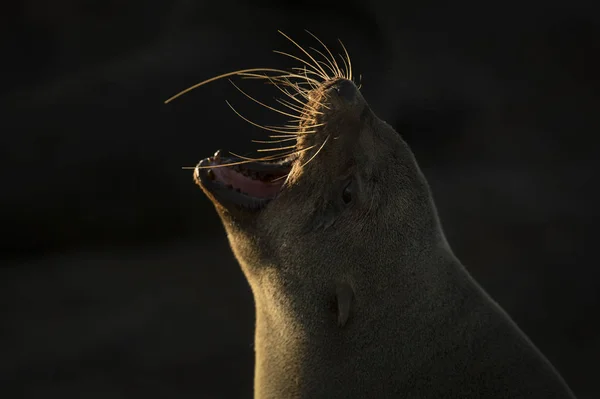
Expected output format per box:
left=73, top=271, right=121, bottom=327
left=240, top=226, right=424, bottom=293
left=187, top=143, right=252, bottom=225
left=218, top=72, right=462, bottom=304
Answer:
left=164, top=67, right=315, bottom=104
left=299, top=121, right=326, bottom=128
left=310, top=55, right=338, bottom=78
left=275, top=98, right=321, bottom=117
left=186, top=149, right=295, bottom=170
left=225, top=101, right=314, bottom=135
left=239, top=72, right=328, bottom=112
left=277, top=30, right=331, bottom=80
left=266, top=143, right=320, bottom=183
left=273, top=50, right=328, bottom=81
left=233, top=74, right=313, bottom=95
left=251, top=74, right=314, bottom=100
left=228, top=151, right=298, bottom=162
left=265, top=125, right=301, bottom=130
left=273, top=97, right=307, bottom=113
left=275, top=84, right=313, bottom=108
left=298, top=134, right=330, bottom=169
left=304, top=30, right=343, bottom=78
left=256, top=144, right=298, bottom=152
left=228, top=80, right=302, bottom=120
left=308, top=45, right=340, bottom=78
left=229, top=143, right=318, bottom=169
left=300, top=66, right=319, bottom=91
left=270, top=69, right=322, bottom=85
left=239, top=73, right=314, bottom=89
left=243, top=75, right=315, bottom=104
left=267, top=122, right=324, bottom=133
left=255, top=74, right=311, bottom=107
left=251, top=137, right=298, bottom=144
left=275, top=77, right=312, bottom=101
left=290, top=66, right=329, bottom=81
left=275, top=121, right=318, bottom=134
left=272, top=83, right=322, bottom=114
left=337, top=54, right=350, bottom=80
left=338, top=38, right=353, bottom=81
left=268, top=73, right=319, bottom=85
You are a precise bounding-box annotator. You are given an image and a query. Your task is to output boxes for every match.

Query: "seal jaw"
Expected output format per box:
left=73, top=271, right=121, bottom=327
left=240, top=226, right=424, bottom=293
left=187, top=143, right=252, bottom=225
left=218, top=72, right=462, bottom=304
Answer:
left=195, top=151, right=291, bottom=212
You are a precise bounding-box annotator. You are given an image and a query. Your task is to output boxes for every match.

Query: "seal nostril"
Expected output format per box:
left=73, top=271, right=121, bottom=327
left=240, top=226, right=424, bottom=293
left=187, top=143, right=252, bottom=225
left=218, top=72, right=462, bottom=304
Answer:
left=333, top=79, right=356, bottom=103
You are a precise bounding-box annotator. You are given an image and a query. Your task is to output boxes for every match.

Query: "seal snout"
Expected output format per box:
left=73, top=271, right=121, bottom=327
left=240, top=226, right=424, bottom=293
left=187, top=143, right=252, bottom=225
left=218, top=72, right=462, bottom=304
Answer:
left=330, top=79, right=357, bottom=103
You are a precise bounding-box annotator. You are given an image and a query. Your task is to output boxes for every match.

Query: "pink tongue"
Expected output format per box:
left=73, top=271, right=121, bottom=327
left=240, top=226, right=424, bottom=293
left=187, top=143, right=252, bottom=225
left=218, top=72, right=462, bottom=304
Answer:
left=213, top=167, right=283, bottom=198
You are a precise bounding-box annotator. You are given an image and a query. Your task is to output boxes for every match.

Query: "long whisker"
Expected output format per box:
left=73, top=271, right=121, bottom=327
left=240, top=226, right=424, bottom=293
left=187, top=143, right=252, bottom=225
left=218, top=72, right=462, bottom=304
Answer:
left=300, top=66, right=319, bottom=91
left=257, top=144, right=298, bottom=152
left=268, top=134, right=300, bottom=138
left=275, top=97, right=315, bottom=116
left=226, top=101, right=313, bottom=134
left=277, top=30, right=331, bottom=80
left=269, top=79, right=321, bottom=113
left=228, top=80, right=302, bottom=120
left=276, top=76, right=311, bottom=100
left=308, top=49, right=339, bottom=78
left=274, top=50, right=327, bottom=81
left=165, top=67, right=313, bottom=104
left=274, top=98, right=305, bottom=115
left=230, top=142, right=318, bottom=167
left=337, top=54, right=349, bottom=80
left=239, top=73, right=312, bottom=91
left=299, top=134, right=330, bottom=169
left=252, top=137, right=297, bottom=144
left=265, top=125, right=300, bottom=130
left=290, top=66, right=329, bottom=80
left=240, top=74, right=314, bottom=104
left=269, top=143, right=320, bottom=182
left=185, top=150, right=293, bottom=170
left=338, top=39, right=353, bottom=81
left=241, top=72, right=320, bottom=86
left=305, top=30, right=343, bottom=78
left=228, top=151, right=296, bottom=162
left=273, top=83, right=310, bottom=107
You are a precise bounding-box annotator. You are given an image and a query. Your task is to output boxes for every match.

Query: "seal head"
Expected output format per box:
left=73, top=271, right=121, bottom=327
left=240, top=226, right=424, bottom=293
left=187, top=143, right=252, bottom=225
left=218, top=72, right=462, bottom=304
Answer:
left=195, top=77, right=438, bottom=279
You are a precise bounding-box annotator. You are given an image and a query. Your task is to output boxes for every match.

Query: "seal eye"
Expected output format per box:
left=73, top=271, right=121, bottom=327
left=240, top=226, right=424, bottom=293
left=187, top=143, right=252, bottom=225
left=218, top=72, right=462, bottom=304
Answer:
left=342, top=181, right=353, bottom=204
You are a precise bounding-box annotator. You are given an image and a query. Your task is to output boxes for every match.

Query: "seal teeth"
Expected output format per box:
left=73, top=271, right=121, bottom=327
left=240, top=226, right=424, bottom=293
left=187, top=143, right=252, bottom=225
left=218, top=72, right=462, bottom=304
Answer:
left=213, top=149, right=222, bottom=161
left=207, top=169, right=215, bottom=180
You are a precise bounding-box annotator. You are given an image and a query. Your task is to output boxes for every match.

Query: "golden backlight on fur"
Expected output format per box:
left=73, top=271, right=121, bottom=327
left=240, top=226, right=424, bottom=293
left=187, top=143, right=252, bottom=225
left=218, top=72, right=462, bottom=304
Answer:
left=166, top=30, right=356, bottom=178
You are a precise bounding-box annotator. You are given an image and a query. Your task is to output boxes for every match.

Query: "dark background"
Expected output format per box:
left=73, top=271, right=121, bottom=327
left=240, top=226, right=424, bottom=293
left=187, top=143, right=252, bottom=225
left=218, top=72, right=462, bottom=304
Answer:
left=2, top=0, right=599, bottom=398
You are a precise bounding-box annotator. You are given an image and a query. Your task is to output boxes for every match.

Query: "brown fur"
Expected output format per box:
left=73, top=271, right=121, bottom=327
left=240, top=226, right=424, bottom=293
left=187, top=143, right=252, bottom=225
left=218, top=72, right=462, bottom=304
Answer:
left=198, top=79, right=576, bottom=398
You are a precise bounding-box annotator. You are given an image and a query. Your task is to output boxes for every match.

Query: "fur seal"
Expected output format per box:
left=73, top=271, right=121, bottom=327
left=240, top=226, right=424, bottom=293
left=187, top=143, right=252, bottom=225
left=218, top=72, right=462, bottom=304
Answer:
left=172, top=32, right=576, bottom=398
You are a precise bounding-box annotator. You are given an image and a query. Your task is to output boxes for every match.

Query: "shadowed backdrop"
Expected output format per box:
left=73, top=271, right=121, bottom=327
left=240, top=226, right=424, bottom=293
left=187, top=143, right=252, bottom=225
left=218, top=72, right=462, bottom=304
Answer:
left=2, top=0, right=599, bottom=398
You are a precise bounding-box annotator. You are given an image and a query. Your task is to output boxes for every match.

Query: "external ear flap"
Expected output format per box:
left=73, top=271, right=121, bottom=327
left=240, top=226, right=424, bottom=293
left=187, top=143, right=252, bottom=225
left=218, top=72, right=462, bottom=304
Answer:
left=336, top=282, right=354, bottom=327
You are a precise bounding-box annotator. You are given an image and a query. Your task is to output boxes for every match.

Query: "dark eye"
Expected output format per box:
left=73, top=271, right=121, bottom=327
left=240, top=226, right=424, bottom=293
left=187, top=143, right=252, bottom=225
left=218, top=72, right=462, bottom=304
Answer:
left=342, top=180, right=353, bottom=204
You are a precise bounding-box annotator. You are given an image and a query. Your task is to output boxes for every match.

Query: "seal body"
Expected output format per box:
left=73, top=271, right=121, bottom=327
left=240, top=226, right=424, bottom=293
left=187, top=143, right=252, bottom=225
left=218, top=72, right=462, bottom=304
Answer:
left=193, top=75, right=576, bottom=398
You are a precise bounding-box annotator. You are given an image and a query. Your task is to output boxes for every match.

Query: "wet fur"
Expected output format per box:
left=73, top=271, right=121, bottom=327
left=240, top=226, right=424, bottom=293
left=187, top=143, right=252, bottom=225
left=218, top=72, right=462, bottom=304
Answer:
left=200, top=81, right=575, bottom=398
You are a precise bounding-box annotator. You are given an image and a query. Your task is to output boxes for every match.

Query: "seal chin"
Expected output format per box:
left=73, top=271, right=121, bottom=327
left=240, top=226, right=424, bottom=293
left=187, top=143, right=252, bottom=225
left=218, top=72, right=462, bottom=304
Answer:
left=194, top=150, right=292, bottom=212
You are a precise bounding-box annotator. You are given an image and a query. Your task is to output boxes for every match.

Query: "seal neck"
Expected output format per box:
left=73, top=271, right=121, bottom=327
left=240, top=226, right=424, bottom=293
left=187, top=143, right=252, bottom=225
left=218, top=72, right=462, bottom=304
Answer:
left=250, top=249, right=469, bottom=398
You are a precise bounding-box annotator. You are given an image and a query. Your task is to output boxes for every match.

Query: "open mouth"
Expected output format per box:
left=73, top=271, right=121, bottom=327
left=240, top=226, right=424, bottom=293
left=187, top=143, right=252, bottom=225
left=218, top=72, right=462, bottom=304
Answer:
left=195, top=150, right=292, bottom=210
